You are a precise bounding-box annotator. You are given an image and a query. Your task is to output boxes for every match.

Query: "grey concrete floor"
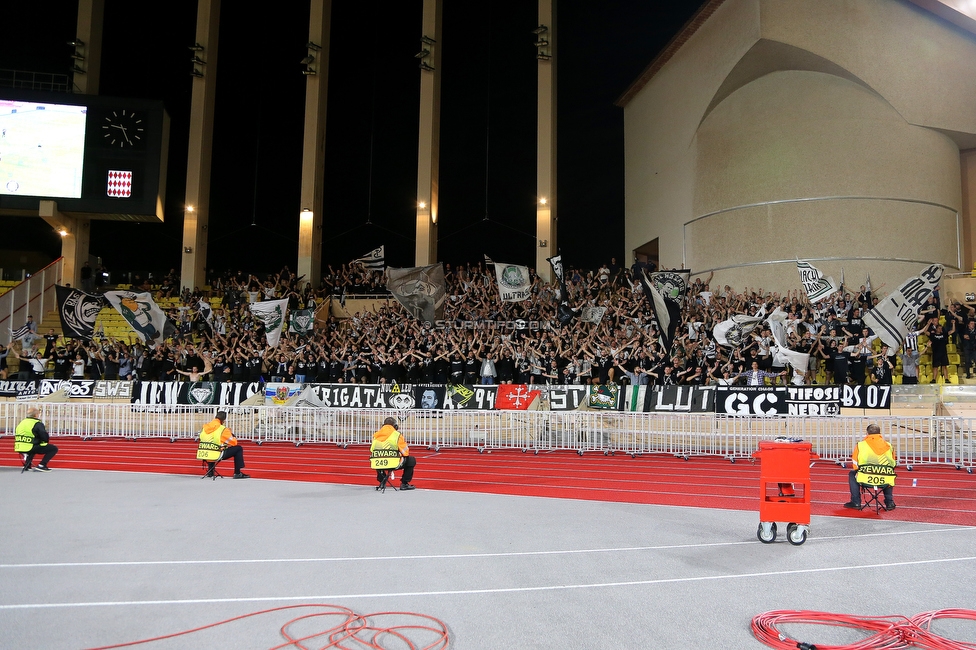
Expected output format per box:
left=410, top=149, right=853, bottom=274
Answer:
left=1, top=467, right=975, bottom=649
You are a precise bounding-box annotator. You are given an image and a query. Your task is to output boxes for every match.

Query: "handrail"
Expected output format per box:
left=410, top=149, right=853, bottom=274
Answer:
left=0, top=257, right=63, bottom=345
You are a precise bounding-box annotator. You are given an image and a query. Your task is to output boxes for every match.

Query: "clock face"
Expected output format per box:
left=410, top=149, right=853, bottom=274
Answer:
left=99, top=109, right=145, bottom=149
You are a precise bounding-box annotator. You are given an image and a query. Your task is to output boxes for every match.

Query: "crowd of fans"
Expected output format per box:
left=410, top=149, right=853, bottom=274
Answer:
left=2, top=259, right=968, bottom=388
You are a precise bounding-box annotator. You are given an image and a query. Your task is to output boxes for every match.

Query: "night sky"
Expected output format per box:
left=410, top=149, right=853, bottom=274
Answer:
left=1, top=0, right=705, bottom=278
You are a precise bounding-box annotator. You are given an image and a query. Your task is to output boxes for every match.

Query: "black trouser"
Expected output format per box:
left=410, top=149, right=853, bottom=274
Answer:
left=849, top=470, right=893, bottom=506
left=377, top=455, right=416, bottom=484
left=217, top=445, right=245, bottom=473
left=24, top=442, right=58, bottom=468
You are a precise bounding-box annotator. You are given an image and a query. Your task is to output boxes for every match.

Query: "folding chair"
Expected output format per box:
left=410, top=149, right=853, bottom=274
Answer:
left=859, top=484, right=885, bottom=514
left=370, top=450, right=403, bottom=493
left=198, top=446, right=227, bottom=480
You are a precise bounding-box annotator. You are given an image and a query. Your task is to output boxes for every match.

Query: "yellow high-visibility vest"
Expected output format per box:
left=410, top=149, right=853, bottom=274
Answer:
left=196, top=424, right=226, bottom=461
left=855, top=439, right=896, bottom=487
left=370, top=429, right=402, bottom=470
left=14, top=418, right=44, bottom=453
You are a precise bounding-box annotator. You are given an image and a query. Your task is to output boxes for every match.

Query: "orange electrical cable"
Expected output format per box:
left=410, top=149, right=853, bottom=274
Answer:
left=751, top=609, right=976, bottom=650
left=85, top=604, right=450, bottom=650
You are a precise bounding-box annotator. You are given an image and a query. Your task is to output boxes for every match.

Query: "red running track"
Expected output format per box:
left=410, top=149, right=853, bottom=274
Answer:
left=4, top=437, right=975, bottom=527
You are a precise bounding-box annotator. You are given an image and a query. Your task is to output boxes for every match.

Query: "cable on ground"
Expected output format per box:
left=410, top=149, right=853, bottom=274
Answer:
left=85, top=603, right=450, bottom=650
left=752, top=609, right=976, bottom=649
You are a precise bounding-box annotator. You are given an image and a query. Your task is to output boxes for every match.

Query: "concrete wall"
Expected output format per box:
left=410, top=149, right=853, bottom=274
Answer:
left=623, top=0, right=976, bottom=292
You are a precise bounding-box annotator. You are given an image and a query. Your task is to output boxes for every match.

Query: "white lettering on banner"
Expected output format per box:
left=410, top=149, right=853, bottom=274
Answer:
left=841, top=385, right=891, bottom=409
left=94, top=381, right=133, bottom=399
left=474, top=387, right=496, bottom=410
left=547, top=387, right=586, bottom=411
left=788, top=403, right=836, bottom=416
left=722, top=391, right=780, bottom=415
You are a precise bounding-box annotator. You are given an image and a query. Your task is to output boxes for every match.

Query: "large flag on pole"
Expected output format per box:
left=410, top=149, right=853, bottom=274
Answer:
left=250, top=298, right=289, bottom=347
left=352, top=245, right=385, bottom=270
left=767, top=307, right=810, bottom=377
left=797, top=260, right=840, bottom=304
left=493, top=262, right=532, bottom=302
left=547, top=254, right=576, bottom=325
left=56, top=285, right=103, bottom=339
left=648, top=270, right=691, bottom=301
left=639, top=269, right=681, bottom=356
left=713, top=313, right=765, bottom=347
left=387, top=264, right=447, bottom=323
left=863, top=264, right=943, bottom=350
left=103, top=291, right=171, bottom=347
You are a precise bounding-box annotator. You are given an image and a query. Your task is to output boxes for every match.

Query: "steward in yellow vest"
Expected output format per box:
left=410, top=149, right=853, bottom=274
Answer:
left=196, top=411, right=249, bottom=479
left=370, top=417, right=416, bottom=490
left=844, top=424, right=896, bottom=510
left=15, top=407, right=58, bottom=471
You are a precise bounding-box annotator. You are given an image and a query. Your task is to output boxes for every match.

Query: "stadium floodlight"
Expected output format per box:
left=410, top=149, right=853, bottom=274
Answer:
left=532, top=25, right=548, bottom=35
left=301, top=55, right=315, bottom=65
left=188, top=43, right=205, bottom=52
left=72, top=65, right=86, bottom=74
left=536, top=53, right=552, bottom=61
left=302, top=69, right=316, bottom=76
left=71, top=52, right=85, bottom=61
left=535, top=40, right=549, bottom=48
left=67, top=39, right=85, bottom=47
left=190, top=69, right=204, bottom=78
left=305, top=41, right=322, bottom=51
left=415, top=49, right=430, bottom=59
left=419, top=61, right=435, bottom=72
left=190, top=56, right=207, bottom=65
left=420, top=35, right=436, bottom=45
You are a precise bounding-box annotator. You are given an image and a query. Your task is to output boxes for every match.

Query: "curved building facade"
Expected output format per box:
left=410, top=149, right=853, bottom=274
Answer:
left=620, top=0, right=976, bottom=291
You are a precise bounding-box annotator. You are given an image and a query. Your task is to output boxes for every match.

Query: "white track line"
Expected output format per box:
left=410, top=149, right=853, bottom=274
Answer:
left=1, top=526, right=972, bottom=570
left=1, top=555, right=974, bottom=611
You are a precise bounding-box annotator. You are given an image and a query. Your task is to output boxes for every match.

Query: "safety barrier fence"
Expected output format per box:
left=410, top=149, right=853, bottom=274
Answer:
left=0, top=402, right=971, bottom=471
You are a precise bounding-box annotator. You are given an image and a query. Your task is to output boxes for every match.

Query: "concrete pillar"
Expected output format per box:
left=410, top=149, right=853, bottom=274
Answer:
left=39, top=201, right=90, bottom=289
left=962, top=149, right=976, bottom=272
left=181, top=0, right=220, bottom=292
left=415, top=0, right=443, bottom=266
left=297, top=0, right=332, bottom=289
left=72, top=0, right=103, bottom=95
left=535, top=0, right=556, bottom=282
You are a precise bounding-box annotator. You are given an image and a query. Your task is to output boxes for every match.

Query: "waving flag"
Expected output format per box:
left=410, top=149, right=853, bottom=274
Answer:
left=387, top=264, right=447, bottom=323
left=797, top=260, right=839, bottom=304
left=494, top=262, right=532, bottom=302
left=639, top=269, right=681, bottom=356
left=56, top=285, right=103, bottom=339
left=250, top=298, right=289, bottom=347
left=103, top=291, right=171, bottom=347
left=352, top=245, right=385, bottom=270
left=863, top=264, right=943, bottom=350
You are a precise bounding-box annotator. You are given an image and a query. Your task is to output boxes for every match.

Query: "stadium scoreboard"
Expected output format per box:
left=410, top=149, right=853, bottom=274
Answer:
left=0, top=89, right=169, bottom=222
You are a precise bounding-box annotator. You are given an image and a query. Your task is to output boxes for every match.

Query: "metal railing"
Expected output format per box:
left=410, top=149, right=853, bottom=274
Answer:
left=1, top=402, right=971, bottom=472
left=0, top=258, right=64, bottom=346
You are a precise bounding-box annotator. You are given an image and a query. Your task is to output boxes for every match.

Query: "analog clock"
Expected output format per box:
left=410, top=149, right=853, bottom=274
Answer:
left=99, top=109, right=145, bottom=149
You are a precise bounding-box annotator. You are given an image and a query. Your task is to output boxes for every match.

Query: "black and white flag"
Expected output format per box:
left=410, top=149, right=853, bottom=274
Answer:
left=197, top=299, right=213, bottom=327
left=55, top=285, right=103, bottom=339
left=494, top=262, right=532, bottom=302
left=863, top=264, right=943, bottom=350
left=547, top=254, right=576, bottom=325
left=797, top=260, right=839, bottom=304
left=288, top=308, right=315, bottom=335
left=387, top=264, right=447, bottom=323
left=352, top=245, right=385, bottom=270
left=640, top=269, right=681, bottom=356
left=579, top=306, right=607, bottom=324
left=648, top=270, right=691, bottom=301
left=9, top=323, right=31, bottom=342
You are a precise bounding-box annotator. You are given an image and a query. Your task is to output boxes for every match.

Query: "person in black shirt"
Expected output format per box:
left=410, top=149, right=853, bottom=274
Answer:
left=927, top=321, right=953, bottom=383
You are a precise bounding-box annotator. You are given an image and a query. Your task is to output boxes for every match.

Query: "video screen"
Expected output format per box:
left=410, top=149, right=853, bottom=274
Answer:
left=0, top=100, right=87, bottom=198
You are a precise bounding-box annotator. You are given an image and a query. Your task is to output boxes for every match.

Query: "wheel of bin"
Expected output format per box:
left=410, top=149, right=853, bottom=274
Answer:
left=478, top=448, right=484, bottom=454
left=907, top=465, right=913, bottom=471
left=534, top=449, right=539, bottom=455
left=757, top=522, right=777, bottom=544
left=786, top=523, right=796, bottom=537
left=434, top=446, right=441, bottom=452
left=604, top=450, right=609, bottom=456
left=577, top=450, right=584, bottom=456
left=787, top=524, right=807, bottom=546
